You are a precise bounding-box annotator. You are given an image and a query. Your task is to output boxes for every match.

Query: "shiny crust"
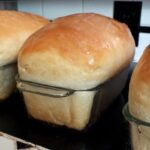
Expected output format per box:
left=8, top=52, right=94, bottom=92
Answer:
left=0, top=10, right=49, bottom=66
left=129, top=45, right=150, bottom=122
left=18, top=13, right=135, bottom=130
left=18, top=13, right=135, bottom=90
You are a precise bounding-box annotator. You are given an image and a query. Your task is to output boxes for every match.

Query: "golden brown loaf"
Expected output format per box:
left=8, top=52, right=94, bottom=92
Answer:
left=0, top=10, right=49, bottom=66
left=129, top=45, right=150, bottom=122
left=18, top=13, right=135, bottom=130
left=18, top=13, right=135, bottom=90
left=0, top=10, right=49, bottom=101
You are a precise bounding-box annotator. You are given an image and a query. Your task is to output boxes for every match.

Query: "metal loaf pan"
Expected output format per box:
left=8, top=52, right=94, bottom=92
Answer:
left=16, top=64, right=131, bottom=131
left=87, top=64, right=130, bottom=128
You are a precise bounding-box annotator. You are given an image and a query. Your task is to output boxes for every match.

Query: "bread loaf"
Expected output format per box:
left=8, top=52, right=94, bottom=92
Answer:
left=0, top=10, right=49, bottom=66
left=0, top=10, right=49, bottom=100
left=19, top=13, right=135, bottom=90
left=129, top=45, right=150, bottom=150
left=18, top=13, right=135, bottom=130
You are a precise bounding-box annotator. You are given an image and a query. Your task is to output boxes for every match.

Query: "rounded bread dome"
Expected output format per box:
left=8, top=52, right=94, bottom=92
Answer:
left=0, top=10, right=49, bottom=66
left=18, top=13, right=135, bottom=90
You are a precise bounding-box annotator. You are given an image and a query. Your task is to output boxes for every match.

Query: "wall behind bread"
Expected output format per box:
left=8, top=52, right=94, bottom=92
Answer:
left=18, top=0, right=150, bottom=62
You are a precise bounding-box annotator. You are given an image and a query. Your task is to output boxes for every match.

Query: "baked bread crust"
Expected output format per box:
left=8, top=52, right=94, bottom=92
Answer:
left=129, top=45, right=150, bottom=122
left=0, top=10, right=49, bottom=66
left=18, top=13, right=135, bottom=90
left=18, top=13, right=135, bottom=130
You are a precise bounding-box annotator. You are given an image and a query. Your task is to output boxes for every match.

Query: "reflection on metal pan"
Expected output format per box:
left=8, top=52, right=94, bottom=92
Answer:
left=123, top=103, right=150, bottom=127
left=123, top=103, right=150, bottom=139
left=16, top=75, right=104, bottom=98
